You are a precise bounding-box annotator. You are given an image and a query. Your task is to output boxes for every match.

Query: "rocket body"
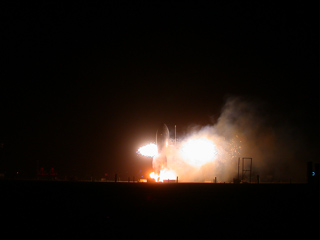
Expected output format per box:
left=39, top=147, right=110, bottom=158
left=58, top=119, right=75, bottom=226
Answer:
left=153, top=123, right=169, bottom=175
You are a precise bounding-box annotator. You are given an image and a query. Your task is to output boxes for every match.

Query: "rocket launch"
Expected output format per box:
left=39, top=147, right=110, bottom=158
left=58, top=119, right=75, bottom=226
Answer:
left=137, top=123, right=176, bottom=182
left=153, top=123, right=169, bottom=175
left=137, top=122, right=218, bottom=182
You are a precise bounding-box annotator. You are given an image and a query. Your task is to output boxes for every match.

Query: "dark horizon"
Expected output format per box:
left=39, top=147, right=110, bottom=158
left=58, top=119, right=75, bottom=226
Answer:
left=1, top=2, right=319, bottom=180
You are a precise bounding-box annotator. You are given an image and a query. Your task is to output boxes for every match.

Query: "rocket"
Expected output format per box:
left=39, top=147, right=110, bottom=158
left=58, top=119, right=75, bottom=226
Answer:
left=152, top=123, right=169, bottom=175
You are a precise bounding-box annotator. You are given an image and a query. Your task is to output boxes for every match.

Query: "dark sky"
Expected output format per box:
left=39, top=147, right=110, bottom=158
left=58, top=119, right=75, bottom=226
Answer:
left=1, top=1, right=319, bottom=178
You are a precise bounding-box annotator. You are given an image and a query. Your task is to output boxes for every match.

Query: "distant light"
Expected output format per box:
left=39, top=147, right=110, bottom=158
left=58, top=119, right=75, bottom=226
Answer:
left=312, top=172, right=315, bottom=177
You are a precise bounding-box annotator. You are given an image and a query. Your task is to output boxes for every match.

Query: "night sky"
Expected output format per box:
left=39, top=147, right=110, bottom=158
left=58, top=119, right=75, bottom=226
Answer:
left=1, top=2, right=318, bottom=179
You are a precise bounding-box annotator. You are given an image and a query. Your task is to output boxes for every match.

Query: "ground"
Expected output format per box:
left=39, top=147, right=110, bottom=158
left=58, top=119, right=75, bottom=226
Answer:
left=1, top=180, right=319, bottom=238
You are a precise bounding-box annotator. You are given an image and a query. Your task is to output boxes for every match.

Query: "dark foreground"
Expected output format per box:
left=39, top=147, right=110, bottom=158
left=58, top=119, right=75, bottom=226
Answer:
left=1, top=180, right=319, bottom=238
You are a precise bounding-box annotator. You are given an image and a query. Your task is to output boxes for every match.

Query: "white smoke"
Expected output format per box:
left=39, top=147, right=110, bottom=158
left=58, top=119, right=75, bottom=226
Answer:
left=167, top=96, right=307, bottom=182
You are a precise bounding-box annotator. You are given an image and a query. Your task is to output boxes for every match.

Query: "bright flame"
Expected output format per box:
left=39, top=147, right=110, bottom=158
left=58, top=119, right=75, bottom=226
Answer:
left=137, top=143, right=158, bottom=157
left=179, top=138, right=217, bottom=167
left=149, top=169, right=176, bottom=182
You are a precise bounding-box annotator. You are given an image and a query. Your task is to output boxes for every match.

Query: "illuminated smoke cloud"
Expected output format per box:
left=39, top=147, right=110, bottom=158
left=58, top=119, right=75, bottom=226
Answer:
left=179, top=138, right=217, bottom=167
left=138, top=96, right=307, bottom=182
left=168, top=125, right=239, bottom=182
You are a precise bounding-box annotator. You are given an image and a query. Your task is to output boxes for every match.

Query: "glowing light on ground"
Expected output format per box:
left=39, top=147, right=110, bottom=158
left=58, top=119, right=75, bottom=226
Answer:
left=149, top=169, right=176, bottom=182
left=179, top=138, right=217, bottom=167
left=137, top=143, right=158, bottom=157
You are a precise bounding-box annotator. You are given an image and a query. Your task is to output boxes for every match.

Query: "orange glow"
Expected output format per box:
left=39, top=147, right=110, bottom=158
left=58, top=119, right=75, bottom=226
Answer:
left=149, top=169, right=176, bottom=182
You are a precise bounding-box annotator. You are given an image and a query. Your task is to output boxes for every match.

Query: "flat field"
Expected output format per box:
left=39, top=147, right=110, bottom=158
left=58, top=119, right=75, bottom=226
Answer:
left=1, top=181, right=319, bottom=238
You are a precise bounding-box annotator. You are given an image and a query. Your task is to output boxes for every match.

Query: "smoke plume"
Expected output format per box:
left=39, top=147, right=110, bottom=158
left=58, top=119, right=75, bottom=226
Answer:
left=168, top=96, right=307, bottom=182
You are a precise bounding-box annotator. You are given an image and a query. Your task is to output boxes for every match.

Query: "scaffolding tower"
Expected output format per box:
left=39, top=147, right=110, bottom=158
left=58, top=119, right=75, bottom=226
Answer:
left=238, top=157, right=253, bottom=183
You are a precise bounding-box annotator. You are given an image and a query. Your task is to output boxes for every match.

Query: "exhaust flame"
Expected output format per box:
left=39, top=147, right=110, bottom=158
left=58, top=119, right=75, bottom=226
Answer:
left=137, top=143, right=158, bottom=157
left=149, top=169, right=176, bottom=182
